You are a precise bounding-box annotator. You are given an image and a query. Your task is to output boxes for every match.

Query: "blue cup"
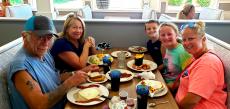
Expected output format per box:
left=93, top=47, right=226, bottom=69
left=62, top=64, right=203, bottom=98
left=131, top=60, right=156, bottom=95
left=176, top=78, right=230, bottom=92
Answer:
left=110, top=70, right=121, bottom=91
left=136, top=85, right=149, bottom=109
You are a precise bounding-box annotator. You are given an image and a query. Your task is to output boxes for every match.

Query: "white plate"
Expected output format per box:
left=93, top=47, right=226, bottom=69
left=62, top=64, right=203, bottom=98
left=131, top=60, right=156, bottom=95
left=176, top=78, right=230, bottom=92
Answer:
left=127, top=60, right=157, bottom=72
left=106, top=69, right=134, bottom=82
left=87, top=54, right=112, bottom=65
left=137, top=80, right=168, bottom=97
left=87, top=74, right=108, bottom=84
left=111, top=51, right=132, bottom=58
left=128, top=46, right=147, bottom=53
left=87, top=55, right=103, bottom=65
left=66, top=83, right=109, bottom=106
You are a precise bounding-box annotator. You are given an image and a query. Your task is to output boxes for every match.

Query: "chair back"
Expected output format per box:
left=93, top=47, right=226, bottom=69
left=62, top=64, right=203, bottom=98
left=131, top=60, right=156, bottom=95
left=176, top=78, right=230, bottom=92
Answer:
left=158, top=14, right=175, bottom=21
left=199, top=8, right=224, bottom=20
left=142, top=6, right=157, bottom=20
left=5, top=4, right=33, bottom=19
left=79, top=5, right=92, bottom=19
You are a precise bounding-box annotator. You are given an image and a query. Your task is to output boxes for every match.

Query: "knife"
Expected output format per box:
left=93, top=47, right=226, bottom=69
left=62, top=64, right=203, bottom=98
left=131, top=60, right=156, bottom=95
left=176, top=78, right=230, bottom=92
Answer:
left=100, top=95, right=112, bottom=100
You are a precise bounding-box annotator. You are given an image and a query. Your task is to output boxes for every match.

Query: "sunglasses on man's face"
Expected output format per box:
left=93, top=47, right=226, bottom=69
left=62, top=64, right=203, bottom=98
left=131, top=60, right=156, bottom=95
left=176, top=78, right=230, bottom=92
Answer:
left=36, top=35, right=53, bottom=41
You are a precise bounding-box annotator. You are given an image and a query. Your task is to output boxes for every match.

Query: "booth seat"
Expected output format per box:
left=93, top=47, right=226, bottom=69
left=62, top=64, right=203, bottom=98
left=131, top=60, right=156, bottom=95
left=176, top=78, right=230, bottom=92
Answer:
left=0, top=37, right=22, bottom=109
left=206, top=34, right=230, bottom=91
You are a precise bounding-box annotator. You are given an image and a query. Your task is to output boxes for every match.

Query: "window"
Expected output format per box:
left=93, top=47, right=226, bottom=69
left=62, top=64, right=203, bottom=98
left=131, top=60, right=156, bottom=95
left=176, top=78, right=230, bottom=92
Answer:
left=96, top=0, right=142, bottom=10
left=166, top=0, right=219, bottom=13
left=53, top=0, right=83, bottom=11
left=53, top=0, right=161, bottom=12
left=9, top=0, right=23, bottom=5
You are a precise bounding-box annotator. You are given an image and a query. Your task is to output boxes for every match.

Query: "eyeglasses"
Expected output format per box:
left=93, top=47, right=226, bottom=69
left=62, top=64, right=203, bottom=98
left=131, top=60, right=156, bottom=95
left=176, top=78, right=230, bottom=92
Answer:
left=35, top=34, right=53, bottom=41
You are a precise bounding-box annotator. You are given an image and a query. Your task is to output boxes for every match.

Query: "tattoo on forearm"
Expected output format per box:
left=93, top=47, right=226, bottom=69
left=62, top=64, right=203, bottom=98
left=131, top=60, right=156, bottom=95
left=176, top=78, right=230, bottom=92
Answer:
left=26, top=80, right=34, bottom=90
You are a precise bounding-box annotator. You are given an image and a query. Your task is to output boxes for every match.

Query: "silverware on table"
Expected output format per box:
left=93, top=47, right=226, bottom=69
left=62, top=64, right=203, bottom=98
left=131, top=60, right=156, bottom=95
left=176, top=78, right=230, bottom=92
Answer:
left=149, top=100, right=169, bottom=107
left=100, top=95, right=112, bottom=100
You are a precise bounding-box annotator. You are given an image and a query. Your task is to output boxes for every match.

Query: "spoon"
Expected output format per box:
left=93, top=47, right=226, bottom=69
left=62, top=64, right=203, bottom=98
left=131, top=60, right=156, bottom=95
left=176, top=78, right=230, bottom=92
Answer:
left=149, top=101, right=169, bottom=107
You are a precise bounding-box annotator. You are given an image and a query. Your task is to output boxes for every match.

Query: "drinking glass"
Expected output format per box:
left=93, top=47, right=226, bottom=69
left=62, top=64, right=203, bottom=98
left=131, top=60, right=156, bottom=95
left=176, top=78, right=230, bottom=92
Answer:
left=136, top=85, right=149, bottom=109
left=117, top=51, right=126, bottom=69
left=110, top=70, right=121, bottom=91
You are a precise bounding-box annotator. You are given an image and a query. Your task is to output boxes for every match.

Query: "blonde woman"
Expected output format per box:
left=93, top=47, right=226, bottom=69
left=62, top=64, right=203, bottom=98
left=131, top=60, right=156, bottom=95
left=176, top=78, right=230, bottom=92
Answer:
left=176, top=21, right=227, bottom=109
left=51, top=14, right=97, bottom=72
left=178, top=4, right=195, bottom=19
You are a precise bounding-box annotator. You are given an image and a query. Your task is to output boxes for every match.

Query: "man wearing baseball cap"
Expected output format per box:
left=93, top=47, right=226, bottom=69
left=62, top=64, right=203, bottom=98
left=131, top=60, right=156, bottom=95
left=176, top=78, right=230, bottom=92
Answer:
left=7, top=16, right=98, bottom=109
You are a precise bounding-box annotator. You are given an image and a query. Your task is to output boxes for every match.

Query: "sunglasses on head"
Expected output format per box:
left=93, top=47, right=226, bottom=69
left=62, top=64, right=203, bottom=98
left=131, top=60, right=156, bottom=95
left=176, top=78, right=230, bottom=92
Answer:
left=180, top=22, right=196, bottom=31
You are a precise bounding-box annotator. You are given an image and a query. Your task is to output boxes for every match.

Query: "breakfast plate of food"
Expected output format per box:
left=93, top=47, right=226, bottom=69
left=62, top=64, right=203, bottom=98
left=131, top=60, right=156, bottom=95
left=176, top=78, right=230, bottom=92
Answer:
left=128, top=46, right=147, bottom=53
left=137, top=80, right=168, bottom=97
left=87, top=72, right=108, bottom=84
left=87, top=54, right=113, bottom=65
left=67, top=83, right=109, bottom=106
left=106, top=69, right=134, bottom=82
left=111, top=51, right=132, bottom=58
left=127, top=60, right=157, bottom=72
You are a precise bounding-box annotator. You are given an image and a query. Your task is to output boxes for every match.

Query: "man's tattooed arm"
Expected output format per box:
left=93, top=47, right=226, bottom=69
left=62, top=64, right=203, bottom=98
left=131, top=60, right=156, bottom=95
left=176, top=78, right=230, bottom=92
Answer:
left=14, top=70, right=73, bottom=109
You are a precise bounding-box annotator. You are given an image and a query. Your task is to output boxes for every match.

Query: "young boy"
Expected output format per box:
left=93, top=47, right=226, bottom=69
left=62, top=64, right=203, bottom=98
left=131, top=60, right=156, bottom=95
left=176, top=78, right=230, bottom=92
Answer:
left=145, top=20, right=164, bottom=70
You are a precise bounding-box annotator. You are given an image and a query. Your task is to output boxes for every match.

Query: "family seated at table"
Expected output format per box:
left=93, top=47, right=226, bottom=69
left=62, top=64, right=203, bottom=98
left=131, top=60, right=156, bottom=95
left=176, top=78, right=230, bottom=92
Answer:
left=7, top=15, right=229, bottom=109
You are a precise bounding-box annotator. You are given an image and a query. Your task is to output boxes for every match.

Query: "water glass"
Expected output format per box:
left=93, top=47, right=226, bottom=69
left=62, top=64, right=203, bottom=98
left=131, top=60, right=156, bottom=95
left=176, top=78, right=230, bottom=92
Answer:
left=117, top=51, right=126, bottom=68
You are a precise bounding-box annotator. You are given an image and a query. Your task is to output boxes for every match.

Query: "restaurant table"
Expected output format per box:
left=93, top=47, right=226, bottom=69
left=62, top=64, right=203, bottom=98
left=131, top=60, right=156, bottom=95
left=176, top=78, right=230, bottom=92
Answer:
left=65, top=48, right=179, bottom=109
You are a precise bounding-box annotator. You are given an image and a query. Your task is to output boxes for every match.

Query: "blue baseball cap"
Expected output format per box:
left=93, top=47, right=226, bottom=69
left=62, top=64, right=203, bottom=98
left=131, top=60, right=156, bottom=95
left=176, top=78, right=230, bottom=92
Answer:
left=24, top=16, right=58, bottom=37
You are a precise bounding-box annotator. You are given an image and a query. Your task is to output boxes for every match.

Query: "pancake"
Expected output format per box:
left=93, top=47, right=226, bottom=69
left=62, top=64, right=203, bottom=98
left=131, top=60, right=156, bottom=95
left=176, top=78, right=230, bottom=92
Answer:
left=89, top=72, right=105, bottom=82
